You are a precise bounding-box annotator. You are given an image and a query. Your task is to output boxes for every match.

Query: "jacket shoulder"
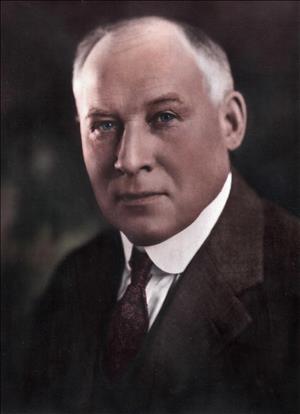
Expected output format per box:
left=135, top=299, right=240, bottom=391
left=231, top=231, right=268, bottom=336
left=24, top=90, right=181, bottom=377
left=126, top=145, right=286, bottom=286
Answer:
left=57, top=227, right=122, bottom=271
left=263, top=200, right=300, bottom=244
left=263, top=200, right=300, bottom=292
left=30, top=227, right=123, bottom=326
left=45, top=228, right=122, bottom=291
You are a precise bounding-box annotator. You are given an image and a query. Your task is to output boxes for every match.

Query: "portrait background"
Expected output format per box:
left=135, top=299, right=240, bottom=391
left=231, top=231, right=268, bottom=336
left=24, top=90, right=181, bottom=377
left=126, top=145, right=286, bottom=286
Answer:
left=2, top=1, right=299, bottom=412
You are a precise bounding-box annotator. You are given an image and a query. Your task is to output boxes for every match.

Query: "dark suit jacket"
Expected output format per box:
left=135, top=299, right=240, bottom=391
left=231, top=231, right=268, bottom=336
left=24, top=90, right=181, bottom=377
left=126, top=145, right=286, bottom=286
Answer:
left=25, top=172, right=300, bottom=414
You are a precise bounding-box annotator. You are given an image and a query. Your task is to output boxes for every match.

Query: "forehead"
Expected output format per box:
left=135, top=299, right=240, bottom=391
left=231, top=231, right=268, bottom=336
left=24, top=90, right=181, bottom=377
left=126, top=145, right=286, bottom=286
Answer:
left=75, top=22, right=207, bottom=113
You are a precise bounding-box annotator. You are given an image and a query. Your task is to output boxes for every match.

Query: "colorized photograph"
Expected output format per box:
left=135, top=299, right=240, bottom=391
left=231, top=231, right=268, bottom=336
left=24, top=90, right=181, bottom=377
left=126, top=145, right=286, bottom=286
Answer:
left=2, top=2, right=299, bottom=413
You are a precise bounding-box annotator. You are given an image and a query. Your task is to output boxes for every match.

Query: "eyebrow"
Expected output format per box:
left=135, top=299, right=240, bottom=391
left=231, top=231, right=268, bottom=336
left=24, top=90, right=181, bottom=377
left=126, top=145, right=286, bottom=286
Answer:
left=146, top=94, right=184, bottom=107
left=85, top=108, right=117, bottom=120
left=84, top=94, right=185, bottom=120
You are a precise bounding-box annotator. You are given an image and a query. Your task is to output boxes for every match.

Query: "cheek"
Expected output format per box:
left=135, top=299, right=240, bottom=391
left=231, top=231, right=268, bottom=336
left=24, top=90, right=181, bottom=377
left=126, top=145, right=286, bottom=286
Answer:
left=82, top=139, right=114, bottom=178
left=158, top=132, right=204, bottom=181
left=159, top=130, right=225, bottom=196
left=82, top=144, right=98, bottom=178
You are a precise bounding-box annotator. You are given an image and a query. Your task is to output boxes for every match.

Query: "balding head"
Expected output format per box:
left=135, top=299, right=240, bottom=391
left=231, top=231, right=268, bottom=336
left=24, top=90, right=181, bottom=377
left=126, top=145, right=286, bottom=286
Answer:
left=72, top=16, right=233, bottom=106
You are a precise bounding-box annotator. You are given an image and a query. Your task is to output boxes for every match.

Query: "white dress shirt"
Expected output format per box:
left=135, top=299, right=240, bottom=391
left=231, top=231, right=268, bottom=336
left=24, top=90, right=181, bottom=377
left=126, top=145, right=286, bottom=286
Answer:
left=119, top=172, right=232, bottom=329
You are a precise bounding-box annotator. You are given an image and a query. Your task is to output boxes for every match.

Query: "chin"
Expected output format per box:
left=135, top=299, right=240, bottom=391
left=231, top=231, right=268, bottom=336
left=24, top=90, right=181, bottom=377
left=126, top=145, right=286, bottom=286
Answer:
left=123, top=231, right=165, bottom=247
left=120, top=224, right=171, bottom=247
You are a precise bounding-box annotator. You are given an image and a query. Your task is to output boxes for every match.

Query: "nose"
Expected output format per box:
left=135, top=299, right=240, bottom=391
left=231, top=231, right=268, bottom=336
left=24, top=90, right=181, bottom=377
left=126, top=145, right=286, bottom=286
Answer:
left=114, top=124, right=153, bottom=175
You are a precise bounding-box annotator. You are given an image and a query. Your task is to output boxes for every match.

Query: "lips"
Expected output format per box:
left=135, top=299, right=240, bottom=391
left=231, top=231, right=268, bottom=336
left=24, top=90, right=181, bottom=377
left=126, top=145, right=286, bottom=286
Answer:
left=117, top=191, right=166, bottom=204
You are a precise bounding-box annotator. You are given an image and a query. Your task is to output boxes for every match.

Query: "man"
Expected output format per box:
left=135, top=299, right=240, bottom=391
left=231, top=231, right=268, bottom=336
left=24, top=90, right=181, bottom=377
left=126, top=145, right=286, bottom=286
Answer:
left=25, top=16, right=299, bottom=414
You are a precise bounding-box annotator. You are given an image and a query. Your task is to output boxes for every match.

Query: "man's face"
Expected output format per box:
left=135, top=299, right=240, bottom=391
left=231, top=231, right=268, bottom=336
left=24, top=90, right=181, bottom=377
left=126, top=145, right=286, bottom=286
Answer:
left=74, top=25, right=231, bottom=246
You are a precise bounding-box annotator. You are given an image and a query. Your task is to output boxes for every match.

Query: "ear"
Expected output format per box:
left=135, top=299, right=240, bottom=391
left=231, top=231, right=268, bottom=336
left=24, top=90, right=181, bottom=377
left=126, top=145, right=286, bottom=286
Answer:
left=219, top=91, right=247, bottom=151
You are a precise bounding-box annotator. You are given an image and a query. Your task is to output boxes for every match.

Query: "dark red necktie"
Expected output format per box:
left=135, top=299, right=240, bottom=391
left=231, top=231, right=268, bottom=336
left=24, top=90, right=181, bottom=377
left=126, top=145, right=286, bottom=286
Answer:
left=102, top=247, right=152, bottom=381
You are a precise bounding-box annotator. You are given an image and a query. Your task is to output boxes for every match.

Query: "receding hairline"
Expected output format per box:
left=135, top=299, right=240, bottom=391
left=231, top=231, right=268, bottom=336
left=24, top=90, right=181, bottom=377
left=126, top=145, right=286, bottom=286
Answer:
left=72, top=16, right=234, bottom=104
left=83, top=18, right=194, bottom=70
left=74, top=17, right=195, bottom=74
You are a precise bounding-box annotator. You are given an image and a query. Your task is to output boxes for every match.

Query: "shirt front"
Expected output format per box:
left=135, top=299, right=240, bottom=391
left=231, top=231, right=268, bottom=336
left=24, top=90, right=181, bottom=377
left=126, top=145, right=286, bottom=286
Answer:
left=119, top=172, right=232, bottom=328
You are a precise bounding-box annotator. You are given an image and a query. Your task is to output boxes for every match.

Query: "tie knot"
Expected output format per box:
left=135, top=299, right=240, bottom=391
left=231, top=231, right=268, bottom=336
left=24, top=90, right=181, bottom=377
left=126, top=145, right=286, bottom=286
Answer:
left=129, top=247, right=152, bottom=286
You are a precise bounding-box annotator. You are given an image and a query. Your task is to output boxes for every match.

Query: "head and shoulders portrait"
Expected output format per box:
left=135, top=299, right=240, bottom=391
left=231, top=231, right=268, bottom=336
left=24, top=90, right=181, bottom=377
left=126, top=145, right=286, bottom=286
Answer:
left=2, top=3, right=299, bottom=414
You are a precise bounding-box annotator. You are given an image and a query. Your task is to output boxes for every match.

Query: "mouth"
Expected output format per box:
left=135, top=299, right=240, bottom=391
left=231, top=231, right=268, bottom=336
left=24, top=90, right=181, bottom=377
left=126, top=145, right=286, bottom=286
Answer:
left=117, top=192, right=166, bottom=205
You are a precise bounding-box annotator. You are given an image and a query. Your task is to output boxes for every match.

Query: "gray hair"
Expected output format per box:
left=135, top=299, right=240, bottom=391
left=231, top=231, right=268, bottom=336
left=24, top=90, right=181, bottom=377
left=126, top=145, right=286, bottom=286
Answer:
left=72, top=16, right=234, bottom=104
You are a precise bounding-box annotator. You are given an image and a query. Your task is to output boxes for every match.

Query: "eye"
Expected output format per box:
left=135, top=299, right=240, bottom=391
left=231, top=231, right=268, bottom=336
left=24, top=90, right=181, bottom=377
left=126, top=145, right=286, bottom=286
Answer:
left=156, top=112, right=176, bottom=123
left=92, top=120, right=117, bottom=132
left=89, top=120, right=120, bottom=141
